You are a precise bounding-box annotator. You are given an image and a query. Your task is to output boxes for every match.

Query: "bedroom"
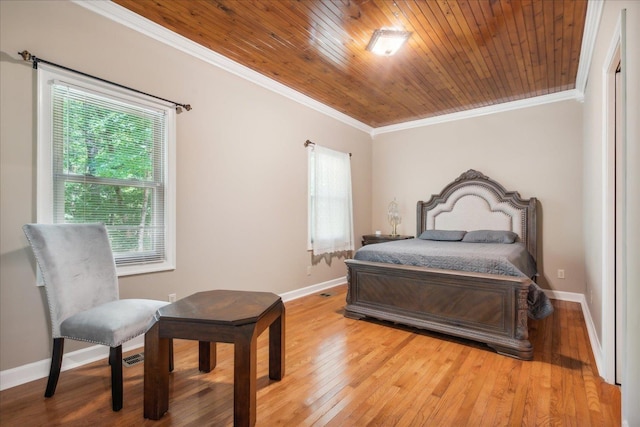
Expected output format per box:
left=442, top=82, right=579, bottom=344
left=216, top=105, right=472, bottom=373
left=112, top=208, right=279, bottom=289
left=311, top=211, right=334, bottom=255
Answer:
left=0, top=0, right=638, bottom=425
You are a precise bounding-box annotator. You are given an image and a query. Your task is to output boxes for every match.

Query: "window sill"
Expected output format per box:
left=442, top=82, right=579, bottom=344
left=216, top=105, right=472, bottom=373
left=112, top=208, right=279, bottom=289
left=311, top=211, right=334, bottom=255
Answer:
left=117, top=261, right=176, bottom=277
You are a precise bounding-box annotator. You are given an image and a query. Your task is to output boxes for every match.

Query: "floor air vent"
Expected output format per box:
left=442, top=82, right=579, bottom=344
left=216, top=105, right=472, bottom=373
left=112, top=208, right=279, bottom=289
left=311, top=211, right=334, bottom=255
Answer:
left=122, top=352, right=144, bottom=367
left=319, top=292, right=334, bottom=298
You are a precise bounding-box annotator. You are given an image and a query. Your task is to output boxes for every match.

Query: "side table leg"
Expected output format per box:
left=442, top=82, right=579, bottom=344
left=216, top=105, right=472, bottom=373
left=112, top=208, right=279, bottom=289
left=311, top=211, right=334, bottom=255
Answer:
left=198, top=341, right=217, bottom=372
left=269, top=303, right=285, bottom=380
left=234, top=324, right=257, bottom=427
left=143, top=322, right=170, bottom=419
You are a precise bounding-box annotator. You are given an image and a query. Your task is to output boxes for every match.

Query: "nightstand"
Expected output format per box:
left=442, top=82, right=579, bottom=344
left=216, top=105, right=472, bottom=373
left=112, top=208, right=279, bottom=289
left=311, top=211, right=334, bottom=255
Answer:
left=361, top=234, right=413, bottom=246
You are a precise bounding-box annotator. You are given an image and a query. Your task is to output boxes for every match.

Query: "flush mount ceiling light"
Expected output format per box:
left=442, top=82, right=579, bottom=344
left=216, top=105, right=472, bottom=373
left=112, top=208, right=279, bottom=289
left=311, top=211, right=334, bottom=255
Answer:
left=366, top=29, right=411, bottom=56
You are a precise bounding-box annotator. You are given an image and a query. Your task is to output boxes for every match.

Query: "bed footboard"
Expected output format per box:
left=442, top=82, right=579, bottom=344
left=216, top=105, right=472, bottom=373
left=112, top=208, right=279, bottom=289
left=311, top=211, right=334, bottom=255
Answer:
left=345, top=259, right=533, bottom=360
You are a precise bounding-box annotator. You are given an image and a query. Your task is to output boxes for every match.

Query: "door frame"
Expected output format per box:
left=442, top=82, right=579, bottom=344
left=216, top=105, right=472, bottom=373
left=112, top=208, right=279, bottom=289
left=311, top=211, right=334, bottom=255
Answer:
left=601, top=10, right=626, bottom=385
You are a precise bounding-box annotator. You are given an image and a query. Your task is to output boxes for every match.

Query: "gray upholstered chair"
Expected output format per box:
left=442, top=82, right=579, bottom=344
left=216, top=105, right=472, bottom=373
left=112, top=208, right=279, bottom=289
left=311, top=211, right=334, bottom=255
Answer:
left=22, top=223, right=172, bottom=411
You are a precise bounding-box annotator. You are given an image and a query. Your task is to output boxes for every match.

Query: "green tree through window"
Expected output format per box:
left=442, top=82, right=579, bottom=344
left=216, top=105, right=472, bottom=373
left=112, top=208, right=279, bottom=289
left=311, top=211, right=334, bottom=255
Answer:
left=52, top=84, right=166, bottom=264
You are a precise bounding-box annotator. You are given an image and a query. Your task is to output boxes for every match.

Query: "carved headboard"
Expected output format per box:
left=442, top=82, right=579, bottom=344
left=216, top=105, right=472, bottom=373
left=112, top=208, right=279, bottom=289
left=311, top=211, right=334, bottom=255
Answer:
left=417, top=169, right=538, bottom=263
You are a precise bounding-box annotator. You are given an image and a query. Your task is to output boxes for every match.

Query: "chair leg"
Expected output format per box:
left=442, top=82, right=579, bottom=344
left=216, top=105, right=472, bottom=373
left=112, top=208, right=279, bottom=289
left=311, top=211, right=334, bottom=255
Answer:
left=44, top=338, right=64, bottom=398
left=110, top=346, right=123, bottom=412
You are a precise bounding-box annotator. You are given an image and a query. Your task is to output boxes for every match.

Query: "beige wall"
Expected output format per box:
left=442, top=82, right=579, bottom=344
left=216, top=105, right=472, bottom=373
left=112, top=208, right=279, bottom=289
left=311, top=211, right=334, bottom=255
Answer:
left=371, top=100, right=585, bottom=293
left=0, top=1, right=372, bottom=370
left=582, top=1, right=639, bottom=424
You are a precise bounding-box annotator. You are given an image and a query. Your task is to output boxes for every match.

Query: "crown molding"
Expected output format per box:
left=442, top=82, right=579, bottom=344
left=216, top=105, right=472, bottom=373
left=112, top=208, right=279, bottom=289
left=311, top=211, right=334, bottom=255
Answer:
left=73, top=0, right=373, bottom=135
left=575, top=0, right=605, bottom=97
left=372, top=90, right=581, bottom=137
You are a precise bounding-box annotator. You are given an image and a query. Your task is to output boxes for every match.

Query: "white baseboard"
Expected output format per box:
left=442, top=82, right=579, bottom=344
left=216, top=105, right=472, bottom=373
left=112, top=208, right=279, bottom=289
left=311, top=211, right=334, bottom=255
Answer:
left=544, top=289, right=604, bottom=378
left=279, top=277, right=346, bottom=302
left=0, top=278, right=346, bottom=391
left=0, top=335, right=144, bottom=391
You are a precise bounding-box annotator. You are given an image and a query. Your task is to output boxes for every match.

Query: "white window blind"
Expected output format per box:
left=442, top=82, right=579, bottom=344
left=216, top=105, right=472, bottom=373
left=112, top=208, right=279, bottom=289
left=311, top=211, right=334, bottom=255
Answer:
left=37, top=64, right=176, bottom=276
left=308, top=145, right=354, bottom=255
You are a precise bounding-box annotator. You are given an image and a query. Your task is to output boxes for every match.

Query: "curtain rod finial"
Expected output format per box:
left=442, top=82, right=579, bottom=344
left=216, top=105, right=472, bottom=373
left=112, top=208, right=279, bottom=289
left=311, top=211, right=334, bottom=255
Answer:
left=176, top=104, right=192, bottom=114
left=19, top=50, right=33, bottom=61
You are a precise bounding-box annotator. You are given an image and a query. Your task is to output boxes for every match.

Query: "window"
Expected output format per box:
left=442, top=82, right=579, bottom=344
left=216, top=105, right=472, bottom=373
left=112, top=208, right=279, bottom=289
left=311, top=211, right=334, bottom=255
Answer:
left=307, top=145, right=354, bottom=255
left=37, top=64, right=175, bottom=276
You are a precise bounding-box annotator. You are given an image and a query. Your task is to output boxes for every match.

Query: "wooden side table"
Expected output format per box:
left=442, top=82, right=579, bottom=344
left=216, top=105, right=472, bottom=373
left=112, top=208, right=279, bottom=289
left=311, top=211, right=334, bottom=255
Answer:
left=361, top=234, right=414, bottom=246
left=143, top=290, right=285, bottom=426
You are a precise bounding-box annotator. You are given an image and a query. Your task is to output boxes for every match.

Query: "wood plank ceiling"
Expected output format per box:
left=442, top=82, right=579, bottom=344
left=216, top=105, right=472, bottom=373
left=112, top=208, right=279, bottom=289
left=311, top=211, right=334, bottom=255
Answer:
left=113, top=0, right=588, bottom=128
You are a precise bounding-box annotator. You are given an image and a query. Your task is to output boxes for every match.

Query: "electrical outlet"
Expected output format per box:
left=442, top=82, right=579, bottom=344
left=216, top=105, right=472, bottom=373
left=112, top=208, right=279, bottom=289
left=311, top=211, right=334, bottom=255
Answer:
left=168, top=293, right=177, bottom=303
left=557, top=269, right=565, bottom=279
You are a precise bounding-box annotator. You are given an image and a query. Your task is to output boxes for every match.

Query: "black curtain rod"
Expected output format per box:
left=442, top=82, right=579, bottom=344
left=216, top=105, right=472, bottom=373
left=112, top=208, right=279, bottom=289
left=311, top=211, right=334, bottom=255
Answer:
left=19, top=50, right=192, bottom=113
left=304, top=140, right=351, bottom=157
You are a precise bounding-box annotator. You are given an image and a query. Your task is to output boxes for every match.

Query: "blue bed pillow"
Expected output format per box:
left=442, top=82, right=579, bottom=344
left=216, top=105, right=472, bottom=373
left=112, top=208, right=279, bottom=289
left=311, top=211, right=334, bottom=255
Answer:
left=418, top=230, right=467, bottom=241
left=462, top=230, right=518, bottom=244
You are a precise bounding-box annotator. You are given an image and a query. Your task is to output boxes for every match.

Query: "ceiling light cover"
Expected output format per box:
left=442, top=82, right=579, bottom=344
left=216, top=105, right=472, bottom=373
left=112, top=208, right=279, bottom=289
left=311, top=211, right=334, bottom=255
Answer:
left=366, top=29, right=411, bottom=56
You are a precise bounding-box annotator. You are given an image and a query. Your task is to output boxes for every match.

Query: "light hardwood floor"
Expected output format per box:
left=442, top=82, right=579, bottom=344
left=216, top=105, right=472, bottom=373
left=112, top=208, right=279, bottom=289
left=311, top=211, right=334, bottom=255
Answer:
left=0, top=285, right=620, bottom=426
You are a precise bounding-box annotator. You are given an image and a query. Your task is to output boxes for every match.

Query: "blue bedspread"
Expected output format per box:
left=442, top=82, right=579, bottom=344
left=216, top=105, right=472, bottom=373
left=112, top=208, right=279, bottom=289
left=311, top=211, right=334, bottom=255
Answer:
left=354, top=239, right=554, bottom=319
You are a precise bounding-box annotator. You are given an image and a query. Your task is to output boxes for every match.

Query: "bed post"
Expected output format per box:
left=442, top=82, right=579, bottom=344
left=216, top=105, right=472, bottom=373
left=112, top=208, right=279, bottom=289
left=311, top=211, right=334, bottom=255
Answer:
left=515, top=287, right=530, bottom=341
left=345, top=266, right=352, bottom=304
left=527, top=197, right=538, bottom=265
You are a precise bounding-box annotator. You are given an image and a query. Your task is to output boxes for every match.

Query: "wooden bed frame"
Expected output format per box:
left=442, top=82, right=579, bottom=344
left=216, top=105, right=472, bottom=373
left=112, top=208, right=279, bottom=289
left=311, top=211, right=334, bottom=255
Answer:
left=344, top=169, right=539, bottom=360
